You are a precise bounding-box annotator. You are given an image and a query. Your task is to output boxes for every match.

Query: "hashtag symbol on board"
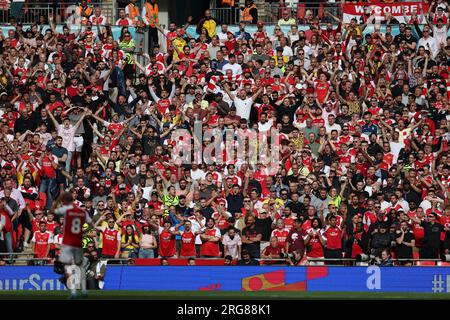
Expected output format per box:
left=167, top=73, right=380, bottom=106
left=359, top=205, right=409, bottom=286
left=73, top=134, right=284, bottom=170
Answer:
left=432, top=275, right=445, bottom=293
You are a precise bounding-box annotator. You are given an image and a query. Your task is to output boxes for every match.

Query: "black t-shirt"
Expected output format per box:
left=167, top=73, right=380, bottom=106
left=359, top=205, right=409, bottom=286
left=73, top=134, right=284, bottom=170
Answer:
left=395, top=230, right=415, bottom=259
left=346, top=205, right=365, bottom=232
left=200, top=207, right=214, bottom=220
left=394, top=33, right=406, bottom=45
left=255, top=217, right=273, bottom=242
left=280, top=123, right=295, bottom=134
left=226, top=194, right=244, bottom=215
left=276, top=105, right=297, bottom=123
left=404, top=35, right=418, bottom=46
left=283, top=174, right=300, bottom=185
left=336, top=114, right=351, bottom=127
left=421, top=221, right=444, bottom=249
left=286, top=201, right=305, bottom=216
left=367, top=142, right=383, bottom=158
left=242, top=225, right=262, bottom=258
left=237, top=259, right=260, bottom=266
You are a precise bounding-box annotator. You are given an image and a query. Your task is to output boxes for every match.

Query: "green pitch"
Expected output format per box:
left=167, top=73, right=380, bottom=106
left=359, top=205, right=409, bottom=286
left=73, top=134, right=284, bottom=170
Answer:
left=0, top=291, right=450, bottom=300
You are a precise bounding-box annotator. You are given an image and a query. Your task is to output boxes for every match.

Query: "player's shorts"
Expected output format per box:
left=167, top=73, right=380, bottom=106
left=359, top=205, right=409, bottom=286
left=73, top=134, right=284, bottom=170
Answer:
left=59, top=244, right=84, bottom=266
left=73, top=136, right=84, bottom=152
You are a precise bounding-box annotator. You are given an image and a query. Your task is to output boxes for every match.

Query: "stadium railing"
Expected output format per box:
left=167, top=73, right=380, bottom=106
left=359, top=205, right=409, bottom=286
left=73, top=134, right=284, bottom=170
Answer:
left=0, top=1, right=114, bottom=25
left=210, top=1, right=343, bottom=25
left=0, top=252, right=51, bottom=265
left=0, top=254, right=446, bottom=266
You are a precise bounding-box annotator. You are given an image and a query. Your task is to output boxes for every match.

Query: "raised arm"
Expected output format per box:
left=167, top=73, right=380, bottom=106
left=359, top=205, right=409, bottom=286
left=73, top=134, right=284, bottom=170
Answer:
left=223, top=83, right=236, bottom=101
left=251, top=87, right=262, bottom=102
left=90, top=111, right=109, bottom=126
left=45, top=106, right=60, bottom=128
left=148, top=85, right=160, bottom=103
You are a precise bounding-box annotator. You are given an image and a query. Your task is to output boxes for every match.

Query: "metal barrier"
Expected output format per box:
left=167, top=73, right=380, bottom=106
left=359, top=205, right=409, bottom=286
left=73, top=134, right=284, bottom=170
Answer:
left=262, top=2, right=343, bottom=24
left=306, top=257, right=443, bottom=266
left=210, top=2, right=343, bottom=25
left=0, top=253, right=446, bottom=266
left=211, top=7, right=241, bottom=25
left=0, top=1, right=114, bottom=25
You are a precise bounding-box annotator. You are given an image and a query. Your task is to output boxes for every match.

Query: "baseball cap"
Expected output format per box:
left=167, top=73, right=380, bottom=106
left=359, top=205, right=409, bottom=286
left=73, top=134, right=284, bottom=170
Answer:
left=257, top=21, right=264, bottom=27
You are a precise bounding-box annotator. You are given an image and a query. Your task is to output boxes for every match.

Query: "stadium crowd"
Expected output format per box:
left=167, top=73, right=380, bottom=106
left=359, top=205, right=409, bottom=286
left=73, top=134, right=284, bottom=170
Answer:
left=0, top=0, right=449, bottom=267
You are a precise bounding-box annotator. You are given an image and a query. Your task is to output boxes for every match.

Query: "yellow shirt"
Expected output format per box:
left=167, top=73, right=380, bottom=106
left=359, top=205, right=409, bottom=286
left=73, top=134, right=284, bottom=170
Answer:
left=287, top=166, right=310, bottom=178
left=172, top=37, right=187, bottom=62
left=203, top=19, right=217, bottom=37
left=291, top=137, right=304, bottom=150
left=328, top=195, right=342, bottom=209
left=262, top=198, right=284, bottom=211
left=121, top=234, right=140, bottom=250
left=345, top=25, right=362, bottom=36
left=272, top=55, right=289, bottom=65
left=17, top=171, right=38, bottom=186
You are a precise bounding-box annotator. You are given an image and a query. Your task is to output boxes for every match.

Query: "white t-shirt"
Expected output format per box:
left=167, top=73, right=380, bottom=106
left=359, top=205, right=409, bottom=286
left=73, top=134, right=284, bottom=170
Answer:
left=188, top=216, right=206, bottom=245
left=222, top=63, right=242, bottom=76
left=222, top=233, right=242, bottom=259
left=325, top=123, right=342, bottom=134
left=57, top=124, right=77, bottom=152
left=258, top=120, right=273, bottom=133
left=433, top=25, right=448, bottom=46
left=282, top=46, right=294, bottom=58
left=191, top=169, right=206, bottom=181
left=217, top=32, right=228, bottom=44
left=234, top=97, right=253, bottom=121
left=389, top=141, right=403, bottom=163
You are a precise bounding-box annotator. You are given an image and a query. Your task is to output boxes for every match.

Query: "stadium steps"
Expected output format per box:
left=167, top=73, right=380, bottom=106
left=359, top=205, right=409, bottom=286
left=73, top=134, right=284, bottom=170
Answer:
left=13, top=245, right=35, bottom=266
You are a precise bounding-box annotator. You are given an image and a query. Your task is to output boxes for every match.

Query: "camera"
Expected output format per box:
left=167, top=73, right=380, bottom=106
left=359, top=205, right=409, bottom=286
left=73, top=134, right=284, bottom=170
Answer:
left=356, top=254, right=376, bottom=263
left=441, top=254, right=450, bottom=262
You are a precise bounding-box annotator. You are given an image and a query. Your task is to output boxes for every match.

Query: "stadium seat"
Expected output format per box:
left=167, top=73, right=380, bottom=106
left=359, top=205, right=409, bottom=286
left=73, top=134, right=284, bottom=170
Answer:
left=415, top=261, right=436, bottom=266
left=296, top=3, right=305, bottom=19
left=437, top=261, right=450, bottom=266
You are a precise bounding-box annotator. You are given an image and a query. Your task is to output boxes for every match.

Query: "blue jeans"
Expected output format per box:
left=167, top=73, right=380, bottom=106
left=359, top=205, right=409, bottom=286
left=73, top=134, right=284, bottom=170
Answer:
left=138, top=248, right=154, bottom=258
left=4, top=232, right=13, bottom=263
left=40, top=177, right=57, bottom=210
left=4, top=232, right=12, bottom=253
left=111, top=67, right=126, bottom=97
left=66, top=151, right=73, bottom=173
